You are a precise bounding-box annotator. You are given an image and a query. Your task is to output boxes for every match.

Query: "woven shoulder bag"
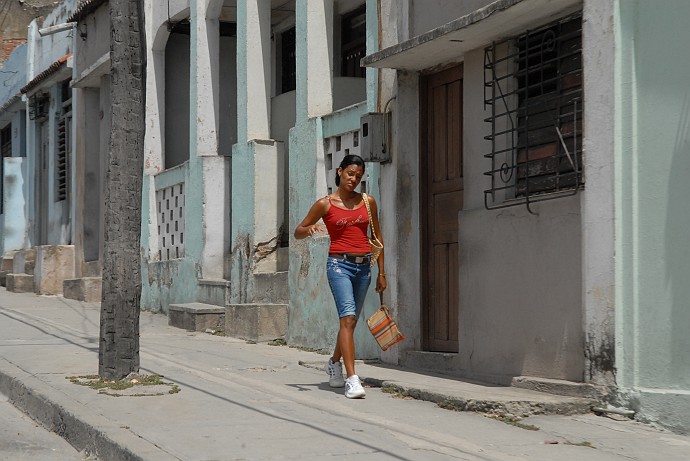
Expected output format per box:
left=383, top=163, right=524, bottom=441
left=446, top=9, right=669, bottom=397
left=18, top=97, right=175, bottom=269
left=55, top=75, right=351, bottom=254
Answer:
left=367, top=293, right=405, bottom=351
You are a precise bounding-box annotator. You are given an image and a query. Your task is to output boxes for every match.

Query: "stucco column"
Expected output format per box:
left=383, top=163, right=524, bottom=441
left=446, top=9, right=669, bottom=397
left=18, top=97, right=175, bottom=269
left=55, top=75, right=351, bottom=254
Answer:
left=286, top=1, right=337, bottom=350
left=189, top=0, right=228, bottom=280
left=142, top=3, right=165, bottom=261
left=191, top=0, right=220, bottom=157
left=296, top=0, right=333, bottom=121
left=581, top=0, right=616, bottom=386
left=237, top=0, right=271, bottom=142
left=230, top=0, right=284, bottom=303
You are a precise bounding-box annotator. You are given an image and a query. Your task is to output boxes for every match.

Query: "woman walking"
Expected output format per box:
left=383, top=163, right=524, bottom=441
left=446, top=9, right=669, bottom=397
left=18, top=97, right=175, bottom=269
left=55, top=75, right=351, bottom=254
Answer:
left=294, top=154, right=386, bottom=399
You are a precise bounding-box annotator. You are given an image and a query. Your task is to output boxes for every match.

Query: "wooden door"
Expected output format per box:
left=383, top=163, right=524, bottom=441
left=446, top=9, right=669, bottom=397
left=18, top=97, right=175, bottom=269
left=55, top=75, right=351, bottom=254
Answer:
left=422, top=65, right=463, bottom=353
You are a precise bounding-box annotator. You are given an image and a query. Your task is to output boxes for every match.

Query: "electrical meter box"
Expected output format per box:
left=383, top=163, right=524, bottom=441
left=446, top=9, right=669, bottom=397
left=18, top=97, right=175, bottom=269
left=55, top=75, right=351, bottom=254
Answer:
left=359, top=112, right=390, bottom=163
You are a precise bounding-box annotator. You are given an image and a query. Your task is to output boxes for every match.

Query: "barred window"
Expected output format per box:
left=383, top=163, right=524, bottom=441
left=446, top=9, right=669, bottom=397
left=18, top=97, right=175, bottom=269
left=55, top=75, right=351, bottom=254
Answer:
left=484, top=15, right=583, bottom=211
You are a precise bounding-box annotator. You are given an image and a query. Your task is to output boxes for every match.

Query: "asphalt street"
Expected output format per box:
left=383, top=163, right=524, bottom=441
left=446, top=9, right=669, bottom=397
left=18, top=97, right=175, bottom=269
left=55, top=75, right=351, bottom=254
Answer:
left=0, top=392, right=90, bottom=461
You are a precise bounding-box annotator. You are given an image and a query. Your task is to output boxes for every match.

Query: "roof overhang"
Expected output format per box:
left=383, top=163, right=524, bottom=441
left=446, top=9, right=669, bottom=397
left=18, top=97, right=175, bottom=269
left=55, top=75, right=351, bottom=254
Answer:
left=0, top=94, right=22, bottom=125
left=362, top=0, right=581, bottom=71
left=72, top=52, right=111, bottom=88
left=21, top=54, right=73, bottom=96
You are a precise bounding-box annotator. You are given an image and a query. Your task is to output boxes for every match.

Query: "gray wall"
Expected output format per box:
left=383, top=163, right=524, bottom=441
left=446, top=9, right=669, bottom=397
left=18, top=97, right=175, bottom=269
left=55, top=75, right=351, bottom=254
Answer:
left=409, top=0, right=493, bottom=36
left=82, top=87, right=101, bottom=261
left=74, top=3, right=110, bottom=76
left=391, top=38, right=584, bottom=383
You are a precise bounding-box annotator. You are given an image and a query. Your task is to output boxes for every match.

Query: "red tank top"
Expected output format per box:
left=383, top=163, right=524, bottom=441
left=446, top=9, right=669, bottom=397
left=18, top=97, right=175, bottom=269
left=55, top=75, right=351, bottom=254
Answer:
left=323, top=197, right=371, bottom=254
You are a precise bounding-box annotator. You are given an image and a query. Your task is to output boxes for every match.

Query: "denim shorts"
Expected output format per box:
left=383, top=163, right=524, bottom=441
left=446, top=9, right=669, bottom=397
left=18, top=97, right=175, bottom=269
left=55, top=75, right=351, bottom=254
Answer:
left=326, top=257, right=371, bottom=319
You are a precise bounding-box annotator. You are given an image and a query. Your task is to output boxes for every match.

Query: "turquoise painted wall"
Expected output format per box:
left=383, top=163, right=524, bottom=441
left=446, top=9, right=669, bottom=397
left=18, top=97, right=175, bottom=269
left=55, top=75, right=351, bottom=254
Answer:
left=140, top=162, right=201, bottom=312
left=616, top=0, right=690, bottom=432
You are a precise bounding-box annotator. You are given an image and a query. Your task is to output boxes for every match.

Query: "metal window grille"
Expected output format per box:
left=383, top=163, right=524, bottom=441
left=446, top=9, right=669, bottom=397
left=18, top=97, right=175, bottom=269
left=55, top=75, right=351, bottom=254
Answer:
left=156, top=182, right=185, bottom=261
left=56, top=81, right=72, bottom=202
left=484, top=15, right=583, bottom=212
left=29, top=93, right=50, bottom=120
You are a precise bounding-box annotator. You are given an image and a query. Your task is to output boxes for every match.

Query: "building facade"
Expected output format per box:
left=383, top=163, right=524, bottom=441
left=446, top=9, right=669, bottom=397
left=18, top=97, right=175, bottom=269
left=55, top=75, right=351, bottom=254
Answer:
left=0, top=0, right=688, bottom=434
left=363, top=0, right=690, bottom=434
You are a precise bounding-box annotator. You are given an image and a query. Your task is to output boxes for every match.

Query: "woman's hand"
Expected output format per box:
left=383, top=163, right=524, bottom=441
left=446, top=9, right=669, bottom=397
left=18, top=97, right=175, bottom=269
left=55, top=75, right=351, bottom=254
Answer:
left=376, top=273, right=387, bottom=292
left=306, top=223, right=324, bottom=237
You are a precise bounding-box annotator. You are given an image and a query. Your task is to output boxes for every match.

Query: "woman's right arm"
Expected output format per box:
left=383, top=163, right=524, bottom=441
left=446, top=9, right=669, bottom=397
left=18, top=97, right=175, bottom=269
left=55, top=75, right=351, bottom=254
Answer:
left=294, top=198, right=329, bottom=239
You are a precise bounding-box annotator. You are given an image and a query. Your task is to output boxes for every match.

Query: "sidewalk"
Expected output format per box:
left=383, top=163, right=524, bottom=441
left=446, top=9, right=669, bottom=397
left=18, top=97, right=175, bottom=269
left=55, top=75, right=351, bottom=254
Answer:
left=1, top=288, right=689, bottom=461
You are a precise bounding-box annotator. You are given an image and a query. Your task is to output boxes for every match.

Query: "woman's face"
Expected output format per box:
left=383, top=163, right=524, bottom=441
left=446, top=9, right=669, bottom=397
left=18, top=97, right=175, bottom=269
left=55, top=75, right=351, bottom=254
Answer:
left=338, top=164, right=364, bottom=192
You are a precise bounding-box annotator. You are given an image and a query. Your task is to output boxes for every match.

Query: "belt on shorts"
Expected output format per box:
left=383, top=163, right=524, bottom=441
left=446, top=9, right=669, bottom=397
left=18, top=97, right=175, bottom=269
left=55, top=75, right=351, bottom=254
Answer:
left=329, top=253, right=371, bottom=264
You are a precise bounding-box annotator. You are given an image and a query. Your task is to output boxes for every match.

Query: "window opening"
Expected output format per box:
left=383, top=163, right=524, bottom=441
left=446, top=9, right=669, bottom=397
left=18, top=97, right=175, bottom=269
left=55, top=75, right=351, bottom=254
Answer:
left=484, top=15, right=583, bottom=212
left=0, top=125, right=11, bottom=214
left=281, top=27, right=296, bottom=93
left=340, top=5, right=366, bottom=78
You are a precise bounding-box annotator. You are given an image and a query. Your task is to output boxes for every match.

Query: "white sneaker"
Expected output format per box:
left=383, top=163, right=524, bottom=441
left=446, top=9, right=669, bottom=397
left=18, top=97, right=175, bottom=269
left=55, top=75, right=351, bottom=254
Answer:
left=324, top=359, right=345, bottom=388
left=345, top=375, right=366, bottom=399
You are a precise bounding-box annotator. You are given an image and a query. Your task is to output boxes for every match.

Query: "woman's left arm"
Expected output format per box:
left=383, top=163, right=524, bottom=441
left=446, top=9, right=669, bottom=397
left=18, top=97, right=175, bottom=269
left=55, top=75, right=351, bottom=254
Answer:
left=369, top=195, right=387, bottom=293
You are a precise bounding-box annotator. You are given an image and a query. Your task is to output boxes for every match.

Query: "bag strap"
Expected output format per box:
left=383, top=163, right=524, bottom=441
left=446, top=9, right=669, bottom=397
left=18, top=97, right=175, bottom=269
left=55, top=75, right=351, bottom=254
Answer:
left=362, top=193, right=378, bottom=241
left=378, top=292, right=390, bottom=314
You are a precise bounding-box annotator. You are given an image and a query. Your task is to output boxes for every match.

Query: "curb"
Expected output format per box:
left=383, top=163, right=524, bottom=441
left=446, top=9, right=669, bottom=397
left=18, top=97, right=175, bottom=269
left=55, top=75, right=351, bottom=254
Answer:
left=362, top=377, right=596, bottom=418
left=299, top=360, right=595, bottom=418
left=0, top=359, right=172, bottom=461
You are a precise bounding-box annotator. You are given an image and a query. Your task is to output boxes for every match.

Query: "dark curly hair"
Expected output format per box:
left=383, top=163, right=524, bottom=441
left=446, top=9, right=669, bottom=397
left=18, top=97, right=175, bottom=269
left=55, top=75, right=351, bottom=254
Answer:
left=335, top=154, right=365, bottom=186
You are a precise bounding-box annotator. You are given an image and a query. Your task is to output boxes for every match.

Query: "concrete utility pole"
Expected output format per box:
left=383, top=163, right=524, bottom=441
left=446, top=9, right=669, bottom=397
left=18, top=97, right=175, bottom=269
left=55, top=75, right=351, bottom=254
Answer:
left=99, top=0, right=146, bottom=380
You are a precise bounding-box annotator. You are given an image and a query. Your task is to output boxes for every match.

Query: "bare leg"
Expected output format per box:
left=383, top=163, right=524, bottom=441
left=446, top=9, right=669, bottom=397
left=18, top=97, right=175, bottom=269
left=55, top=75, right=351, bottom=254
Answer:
left=331, top=315, right=357, bottom=377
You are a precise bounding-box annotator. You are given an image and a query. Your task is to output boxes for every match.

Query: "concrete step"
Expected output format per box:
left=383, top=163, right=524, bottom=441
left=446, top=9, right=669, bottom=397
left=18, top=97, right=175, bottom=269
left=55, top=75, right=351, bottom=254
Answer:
left=511, top=376, right=608, bottom=400
left=197, top=279, right=230, bottom=307
left=6, top=273, right=35, bottom=293
left=63, top=277, right=102, bottom=303
left=0, top=270, right=8, bottom=287
left=34, top=245, right=76, bottom=295
left=12, top=249, right=36, bottom=274
left=253, top=271, right=288, bottom=304
left=225, top=303, right=288, bottom=343
left=169, top=303, right=225, bottom=332
left=1, top=252, right=16, bottom=272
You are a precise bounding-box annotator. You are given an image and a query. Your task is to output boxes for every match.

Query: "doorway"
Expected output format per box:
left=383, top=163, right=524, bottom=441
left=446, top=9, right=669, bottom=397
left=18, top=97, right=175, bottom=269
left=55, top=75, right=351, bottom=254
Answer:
left=421, top=64, right=464, bottom=353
